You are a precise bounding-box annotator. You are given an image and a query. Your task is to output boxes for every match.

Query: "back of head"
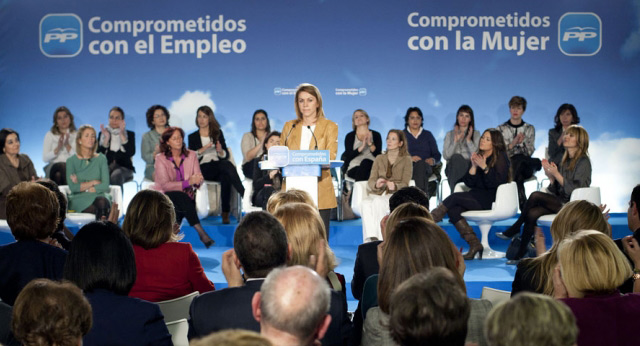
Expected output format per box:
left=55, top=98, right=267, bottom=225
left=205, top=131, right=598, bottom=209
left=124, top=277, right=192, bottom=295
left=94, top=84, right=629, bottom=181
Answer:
left=390, top=268, right=469, bottom=346
left=234, top=211, right=288, bottom=278
left=557, top=230, right=631, bottom=297
left=190, top=329, right=273, bottom=346
left=485, top=292, right=577, bottom=346
left=385, top=202, right=433, bottom=239
left=36, top=179, right=67, bottom=230
left=389, top=186, right=430, bottom=212
left=378, top=217, right=464, bottom=313
left=260, top=266, right=330, bottom=341
left=7, top=182, right=59, bottom=241
left=123, top=189, right=178, bottom=249
left=266, top=189, right=315, bottom=214
left=64, top=221, right=137, bottom=295
left=12, top=279, right=92, bottom=346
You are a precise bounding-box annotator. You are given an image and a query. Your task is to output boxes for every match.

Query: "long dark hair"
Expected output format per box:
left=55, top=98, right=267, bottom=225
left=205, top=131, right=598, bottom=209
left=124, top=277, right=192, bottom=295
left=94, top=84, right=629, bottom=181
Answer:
left=480, top=128, right=508, bottom=169
left=454, top=105, right=476, bottom=141
left=251, top=109, right=271, bottom=138
left=553, top=104, right=580, bottom=131
left=159, top=126, right=188, bottom=157
left=0, top=128, right=19, bottom=153
left=196, top=105, right=221, bottom=142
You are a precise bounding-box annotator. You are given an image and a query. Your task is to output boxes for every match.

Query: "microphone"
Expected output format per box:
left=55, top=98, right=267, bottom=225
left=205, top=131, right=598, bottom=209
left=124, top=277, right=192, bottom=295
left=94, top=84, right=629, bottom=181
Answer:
left=284, top=124, right=296, bottom=146
left=307, top=126, right=318, bottom=150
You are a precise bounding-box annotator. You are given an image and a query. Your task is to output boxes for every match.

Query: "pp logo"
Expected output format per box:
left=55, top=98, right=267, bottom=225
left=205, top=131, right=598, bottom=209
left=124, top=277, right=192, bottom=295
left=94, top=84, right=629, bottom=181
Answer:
left=40, top=14, right=83, bottom=57
left=558, top=12, right=601, bottom=56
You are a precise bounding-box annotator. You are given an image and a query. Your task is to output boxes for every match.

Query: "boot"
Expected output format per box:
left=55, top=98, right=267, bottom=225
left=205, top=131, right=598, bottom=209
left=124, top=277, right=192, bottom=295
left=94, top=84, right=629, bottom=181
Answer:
left=454, top=219, right=483, bottom=260
left=222, top=212, right=231, bottom=224
left=430, top=204, right=448, bottom=223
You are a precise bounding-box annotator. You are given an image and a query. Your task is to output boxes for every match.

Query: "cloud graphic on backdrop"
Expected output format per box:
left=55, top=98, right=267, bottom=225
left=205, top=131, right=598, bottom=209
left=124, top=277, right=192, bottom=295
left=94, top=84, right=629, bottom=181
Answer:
left=427, top=91, right=442, bottom=108
left=168, top=90, right=216, bottom=134
left=621, top=0, right=640, bottom=59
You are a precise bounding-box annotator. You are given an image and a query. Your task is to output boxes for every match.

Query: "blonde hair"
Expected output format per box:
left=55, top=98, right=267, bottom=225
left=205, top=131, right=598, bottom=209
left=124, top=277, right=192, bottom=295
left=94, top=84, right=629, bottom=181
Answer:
left=387, top=129, right=410, bottom=156
left=75, top=125, right=97, bottom=155
left=384, top=202, right=432, bottom=240
left=558, top=230, right=631, bottom=298
left=190, top=329, right=273, bottom=346
left=294, top=83, right=325, bottom=121
left=266, top=189, right=316, bottom=214
left=485, top=292, right=577, bottom=346
left=272, top=203, right=337, bottom=271
left=351, top=109, right=370, bottom=130
left=528, top=200, right=610, bottom=295
left=122, top=190, right=180, bottom=249
left=561, top=125, right=589, bottom=171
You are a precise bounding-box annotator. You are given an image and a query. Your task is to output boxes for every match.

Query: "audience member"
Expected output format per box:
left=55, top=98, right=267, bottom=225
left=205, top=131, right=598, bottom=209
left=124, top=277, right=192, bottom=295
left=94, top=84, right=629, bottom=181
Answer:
left=615, top=184, right=640, bottom=293
left=361, top=129, right=412, bottom=242
left=511, top=200, right=610, bottom=296
left=42, top=106, right=77, bottom=185
left=443, top=105, right=481, bottom=192
left=0, top=301, right=16, bottom=346
left=141, top=104, right=170, bottom=180
left=252, top=266, right=332, bottom=346
left=12, top=279, right=92, bottom=346
left=190, top=329, right=273, bottom=346
left=403, top=107, right=441, bottom=196
left=241, top=109, right=271, bottom=179
left=36, top=179, right=73, bottom=250
left=497, top=96, right=541, bottom=209
left=431, top=128, right=510, bottom=260
left=389, top=268, right=470, bottom=346
left=64, top=221, right=172, bottom=345
left=266, top=189, right=315, bottom=214
left=123, top=189, right=215, bottom=302
left=0, top=128, right=37, bottom=219
left=485, top=292, right=577, bottom=346
left=97, top=106, right=136, bottom=187
left=188, top=105, right=245, bottom=224
left=341, top=109, right=382, bottom=181
left=548, top=103, right=580, bottom=166
left=361, top=217, right=491, bottom=346
left=252, top=131, right=282, bottom=209
left=0, top=182, right=65, bottom=305
left=554, top=230, right=640, bottom=346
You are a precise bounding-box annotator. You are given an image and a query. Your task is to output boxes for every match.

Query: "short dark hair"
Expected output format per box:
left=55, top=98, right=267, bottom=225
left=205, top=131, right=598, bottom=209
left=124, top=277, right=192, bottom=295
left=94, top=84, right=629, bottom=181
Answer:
left=631, top=185, right=640, bottom=211
left=389, top=268, right=470, bottom=346
left=262, top=131, right=281, bottom=155
left=389, top=186, right=430, bottom=211
left=455, top=105, right=476, bottom=141
left=0, top=128, right=19, bottom=153
left=145, top=104, right=170, bottom=129
left=234, top=211, right=288, bottom=278
left=404, top=107, right=423, bottom=128
left=508, top=96, right=527, bottom=111
left=7, top=182, right=59, bottom=240
left=64, top=221, right=137, bottom=295
left=553, top=103, right=580, bottom=131
left=109, top=106, right=125, bottom=120
left=37, top=179, right=67, bottom=233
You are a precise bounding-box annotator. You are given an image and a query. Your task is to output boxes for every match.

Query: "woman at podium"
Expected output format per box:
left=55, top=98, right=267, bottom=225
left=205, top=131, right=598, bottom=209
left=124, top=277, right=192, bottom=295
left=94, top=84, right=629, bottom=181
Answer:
left=280, top=83, right=338, bottom=234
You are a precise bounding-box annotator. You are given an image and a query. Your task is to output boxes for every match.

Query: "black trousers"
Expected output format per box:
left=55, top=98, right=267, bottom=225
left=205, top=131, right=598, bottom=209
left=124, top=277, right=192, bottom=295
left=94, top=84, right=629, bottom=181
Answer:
left=200, top=160, right=245, bottom=213
left=81, top=196, right=111, bottom=221
left=165, top=191, right=200, bottom=226
left=346, top=159, right=374, bottom=182
left=442, top=191, right=484, bottom=224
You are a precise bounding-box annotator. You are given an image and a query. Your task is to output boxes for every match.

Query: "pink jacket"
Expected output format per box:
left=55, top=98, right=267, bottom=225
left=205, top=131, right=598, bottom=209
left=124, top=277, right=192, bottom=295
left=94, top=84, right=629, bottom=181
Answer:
left=153, top=150, right=202, bottom=192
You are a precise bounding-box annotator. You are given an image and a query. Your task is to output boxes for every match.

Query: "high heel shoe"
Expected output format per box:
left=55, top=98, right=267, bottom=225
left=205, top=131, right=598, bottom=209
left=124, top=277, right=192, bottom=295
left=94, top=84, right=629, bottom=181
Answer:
left=463, top=243, right=484, bottom=260
left=199, top=235, right=215, bottom=249
left=496, top=232, right=516, bottom=240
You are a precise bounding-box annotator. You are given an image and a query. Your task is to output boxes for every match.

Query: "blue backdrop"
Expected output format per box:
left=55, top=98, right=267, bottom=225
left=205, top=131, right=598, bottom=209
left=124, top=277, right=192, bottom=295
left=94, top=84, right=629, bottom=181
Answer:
left=1, top=0, right=639, bottom=211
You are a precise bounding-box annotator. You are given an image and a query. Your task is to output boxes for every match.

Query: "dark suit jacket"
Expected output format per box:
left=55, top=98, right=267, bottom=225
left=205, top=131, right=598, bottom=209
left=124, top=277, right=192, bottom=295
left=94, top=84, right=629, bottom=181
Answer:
left=187, top=130, right=230, bottom=162
left=0, top=301, right=19, bottom=346
left=97, top=130, right=136, bottom=171
left=614, top=228, right=640, bottom=294
left=84, top=289, right=172, bottom=346
left=188, top=278, right=353, bottom=346
left=340, top=130, right=382, bottom=173
left=0, top=240, right=66, bottom=305
left=350, top=240, right=382, bottom=345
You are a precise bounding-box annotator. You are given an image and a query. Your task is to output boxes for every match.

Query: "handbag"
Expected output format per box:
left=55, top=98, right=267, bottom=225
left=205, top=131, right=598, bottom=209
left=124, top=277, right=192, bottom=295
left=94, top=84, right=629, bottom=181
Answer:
left=506, top=234, right=536, bottom=260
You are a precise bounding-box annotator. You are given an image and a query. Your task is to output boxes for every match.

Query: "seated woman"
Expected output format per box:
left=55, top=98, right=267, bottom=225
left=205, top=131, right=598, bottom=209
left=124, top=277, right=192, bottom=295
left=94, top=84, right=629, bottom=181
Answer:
left=554, top=230, right=640, bottom=346
left=141, top=104, right=170, bottom=181
left=361, top=129, right=412, bottom=242
left=272, top=202, right=345, bottom=295
left=362, top=217, right=492, bottom=346
left=12, top=279, right=91, bottom=346
left=123, top=189, right=215, bottom=302
left=341, top=109, right=382, bottom=181
left=97, top=106, right=135, bottom=187
left=0, top=182, right=66, bottom=305
left=548, top=104, right=580, bottom=166
left=42, top=106, right=77, bottom=185
left=511, top=200, right=610, bottom=296
left=251, top=131, right=282, bottom=210
left=66, top=125, right=112, bottom=220
left=241, top=109, right=271, bottom=179
left=153, top=127, right=214, bottom=248
left=430, top=128, right=510, bottom=260
left=497, top=125, right=591, bottom=263
left=64, top=221, right=172, bottom=345
left=188, top=106, right=245, bottom=224
left=403, top=107, right=441, bottom=196
left=0, top=128, right=37, bottom=220
left=443, top=105, right=480, bottom=192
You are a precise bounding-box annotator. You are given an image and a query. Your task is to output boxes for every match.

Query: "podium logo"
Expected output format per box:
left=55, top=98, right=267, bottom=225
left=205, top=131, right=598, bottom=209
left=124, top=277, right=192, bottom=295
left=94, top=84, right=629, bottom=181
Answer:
left=40, top=14, right=83, bottom=57
left=558, top=13, right=601, bottom=56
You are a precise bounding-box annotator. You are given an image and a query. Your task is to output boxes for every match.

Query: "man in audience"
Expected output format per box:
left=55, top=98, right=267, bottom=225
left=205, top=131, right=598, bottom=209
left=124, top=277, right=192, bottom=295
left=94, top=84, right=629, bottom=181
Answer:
left=615, top=184, right=640, bottom=293
left=189, top=211, right=352, bottom=345
left=252, top=266, right=332, bottom=346
left=389, top=268, right=470, bottom=346
left=350, top=186, right=429, bottom=344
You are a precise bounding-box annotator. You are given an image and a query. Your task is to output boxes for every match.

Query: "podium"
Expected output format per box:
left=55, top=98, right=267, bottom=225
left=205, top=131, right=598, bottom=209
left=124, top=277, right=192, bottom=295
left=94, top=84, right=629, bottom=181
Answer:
left=260, top=146, right=342, bottom=206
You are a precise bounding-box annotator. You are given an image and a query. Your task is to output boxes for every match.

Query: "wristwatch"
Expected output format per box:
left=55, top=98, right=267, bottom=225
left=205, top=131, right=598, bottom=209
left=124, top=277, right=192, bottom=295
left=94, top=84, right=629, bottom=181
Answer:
left=633, top=268, right=640, bottom=281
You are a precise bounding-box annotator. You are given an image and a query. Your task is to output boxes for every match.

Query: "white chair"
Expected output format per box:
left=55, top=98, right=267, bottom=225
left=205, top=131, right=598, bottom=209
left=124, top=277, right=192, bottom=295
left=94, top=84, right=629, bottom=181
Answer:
left=480, top=286, right=511, bottom=306
left=460, top=182, right=518, bottom=259
left=157, top=291, right=199, bottom=322
left=351, top=180, right=416, bottom=218
left=194, top=148, right=243, bottom=221
left=59, top=185, right=124, bottom=226
left=165, top=318, right=189, bottom=346
left=0, top=219, right=10, bottom=233
left=537, top=186, right=601, bottom=227
left=241, top=178, right=262, bottom=214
